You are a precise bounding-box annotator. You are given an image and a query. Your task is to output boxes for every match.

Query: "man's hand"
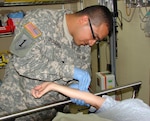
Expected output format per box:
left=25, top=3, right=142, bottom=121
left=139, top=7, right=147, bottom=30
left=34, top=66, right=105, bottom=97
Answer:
left=73, top=67, right=91, bottom=91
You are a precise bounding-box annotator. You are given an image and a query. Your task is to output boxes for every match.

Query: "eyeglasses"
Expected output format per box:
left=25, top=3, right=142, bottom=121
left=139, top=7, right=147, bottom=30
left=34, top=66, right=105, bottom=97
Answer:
left=88, top=19, right=101, bottom=44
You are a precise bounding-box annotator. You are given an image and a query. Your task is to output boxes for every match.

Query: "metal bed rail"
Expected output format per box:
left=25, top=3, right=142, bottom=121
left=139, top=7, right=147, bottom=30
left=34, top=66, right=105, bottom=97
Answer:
left=0, top=81, right=142, bottom=120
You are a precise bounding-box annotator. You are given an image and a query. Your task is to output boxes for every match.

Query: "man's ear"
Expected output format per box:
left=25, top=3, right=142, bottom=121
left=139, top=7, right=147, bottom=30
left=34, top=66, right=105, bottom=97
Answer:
left=79, top=15, right=89, bottom=25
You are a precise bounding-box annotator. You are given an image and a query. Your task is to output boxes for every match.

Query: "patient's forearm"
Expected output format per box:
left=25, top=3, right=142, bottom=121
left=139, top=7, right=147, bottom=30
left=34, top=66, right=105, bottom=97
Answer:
left=52, top=83, right=106, bottom=109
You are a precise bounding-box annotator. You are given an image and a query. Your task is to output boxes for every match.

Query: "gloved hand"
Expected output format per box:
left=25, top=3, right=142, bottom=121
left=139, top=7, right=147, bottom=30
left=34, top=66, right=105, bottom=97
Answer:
left=73, top=67, right=91, bottom=91
left=69, top=83, right=89, bottom=106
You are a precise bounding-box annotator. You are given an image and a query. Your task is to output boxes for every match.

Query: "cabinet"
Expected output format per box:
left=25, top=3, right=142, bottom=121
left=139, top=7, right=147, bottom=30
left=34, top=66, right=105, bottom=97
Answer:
left=0, top=0, right=80, bottom=37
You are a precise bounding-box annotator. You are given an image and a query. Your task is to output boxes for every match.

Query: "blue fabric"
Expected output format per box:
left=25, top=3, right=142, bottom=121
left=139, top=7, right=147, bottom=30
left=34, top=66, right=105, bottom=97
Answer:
left=96, top=95, right=150, bottom=121
left=8, top=11, right=24, bottom=18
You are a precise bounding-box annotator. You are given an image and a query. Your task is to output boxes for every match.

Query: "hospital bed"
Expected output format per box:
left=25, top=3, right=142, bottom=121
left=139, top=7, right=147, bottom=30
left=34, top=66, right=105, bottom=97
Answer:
left=0, top=81, right=142, bottom=121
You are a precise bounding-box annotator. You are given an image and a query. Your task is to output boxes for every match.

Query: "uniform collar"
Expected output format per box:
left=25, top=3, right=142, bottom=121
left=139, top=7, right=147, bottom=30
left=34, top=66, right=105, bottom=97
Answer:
left=63, top=14, right=73, bottom=42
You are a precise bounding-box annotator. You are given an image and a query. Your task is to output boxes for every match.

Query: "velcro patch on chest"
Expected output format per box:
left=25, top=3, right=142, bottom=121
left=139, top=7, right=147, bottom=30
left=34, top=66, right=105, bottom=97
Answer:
left=24, top=22, right=42, bottom=38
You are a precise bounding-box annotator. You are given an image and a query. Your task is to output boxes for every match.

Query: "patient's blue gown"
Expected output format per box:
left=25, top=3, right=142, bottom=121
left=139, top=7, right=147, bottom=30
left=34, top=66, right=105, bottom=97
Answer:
left=94, top=95, right=150, bottom=121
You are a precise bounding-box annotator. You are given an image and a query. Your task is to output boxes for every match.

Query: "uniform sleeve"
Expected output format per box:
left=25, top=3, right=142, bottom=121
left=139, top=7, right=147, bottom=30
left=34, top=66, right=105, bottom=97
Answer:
left=12, top=40, right=74, bottom=81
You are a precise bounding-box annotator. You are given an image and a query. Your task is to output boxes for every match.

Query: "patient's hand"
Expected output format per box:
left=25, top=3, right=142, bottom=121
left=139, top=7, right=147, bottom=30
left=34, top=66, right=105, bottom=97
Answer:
left=31, top=82, right=54, bottom=98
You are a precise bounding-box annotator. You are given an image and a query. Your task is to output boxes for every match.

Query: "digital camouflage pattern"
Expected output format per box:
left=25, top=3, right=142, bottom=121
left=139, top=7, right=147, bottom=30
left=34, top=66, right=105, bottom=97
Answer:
left=0, top=8, right=91, bottom=121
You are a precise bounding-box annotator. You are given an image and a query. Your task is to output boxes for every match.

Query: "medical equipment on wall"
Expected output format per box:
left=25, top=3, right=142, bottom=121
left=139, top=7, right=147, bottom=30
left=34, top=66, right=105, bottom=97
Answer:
left=96, top=72, right=115, bottom=90
left=141, top=10, right=150, bottom=37
left=125, top=0, right=150, bottom=8
left=144, top=11, right=150, bottom=37
left=98, top=0, right=114, bottom=12
left=119, top=0, right=150, bottom=37
left=96, top=71, right=116, bottom=99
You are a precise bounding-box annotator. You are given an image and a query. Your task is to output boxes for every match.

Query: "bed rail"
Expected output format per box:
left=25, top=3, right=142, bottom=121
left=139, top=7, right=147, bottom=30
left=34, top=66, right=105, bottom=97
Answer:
left=0, top=81, right=142, bottom=120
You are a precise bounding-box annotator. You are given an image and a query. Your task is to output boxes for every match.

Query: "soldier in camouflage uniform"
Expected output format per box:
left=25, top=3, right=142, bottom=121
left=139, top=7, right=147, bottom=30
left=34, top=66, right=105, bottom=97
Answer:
left=0, top=5, right=112, bottom=121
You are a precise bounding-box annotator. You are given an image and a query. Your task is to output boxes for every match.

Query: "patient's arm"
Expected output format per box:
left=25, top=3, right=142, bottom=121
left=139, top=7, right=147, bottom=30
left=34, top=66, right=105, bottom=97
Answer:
left=31, top=82, right=106, bottom=109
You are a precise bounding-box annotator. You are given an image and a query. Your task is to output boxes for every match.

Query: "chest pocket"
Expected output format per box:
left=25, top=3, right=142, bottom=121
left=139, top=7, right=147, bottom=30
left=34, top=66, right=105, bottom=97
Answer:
left=49, top=39, right=75, bottom=64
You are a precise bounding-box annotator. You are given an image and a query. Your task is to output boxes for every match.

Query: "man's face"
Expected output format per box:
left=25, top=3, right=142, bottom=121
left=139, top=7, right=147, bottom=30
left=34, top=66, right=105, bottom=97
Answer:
left=73, top=22, right=109, bottom=46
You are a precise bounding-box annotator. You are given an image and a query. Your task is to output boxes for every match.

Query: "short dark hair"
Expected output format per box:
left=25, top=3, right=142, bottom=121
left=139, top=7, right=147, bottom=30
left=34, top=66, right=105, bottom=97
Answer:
left=75, top=5, right=113, bottom=33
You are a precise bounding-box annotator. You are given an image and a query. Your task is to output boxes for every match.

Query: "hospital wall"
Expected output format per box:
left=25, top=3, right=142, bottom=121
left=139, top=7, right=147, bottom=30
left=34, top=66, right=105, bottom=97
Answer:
left=116, top=1, right=150, bottom=105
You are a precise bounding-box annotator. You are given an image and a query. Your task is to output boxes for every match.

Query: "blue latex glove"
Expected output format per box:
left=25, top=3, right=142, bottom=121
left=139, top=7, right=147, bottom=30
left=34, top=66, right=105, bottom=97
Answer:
left=73, top=67, right=91, bottom=91
left=69, top=83, right=89, bottom=106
